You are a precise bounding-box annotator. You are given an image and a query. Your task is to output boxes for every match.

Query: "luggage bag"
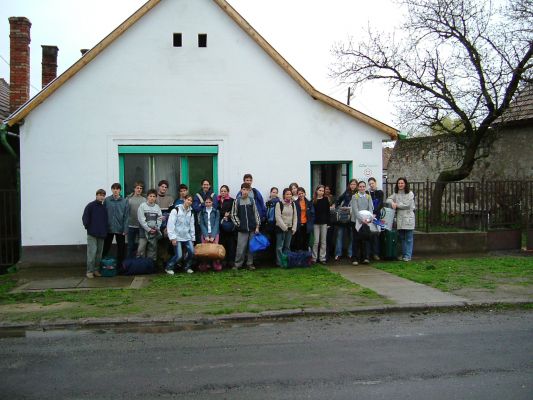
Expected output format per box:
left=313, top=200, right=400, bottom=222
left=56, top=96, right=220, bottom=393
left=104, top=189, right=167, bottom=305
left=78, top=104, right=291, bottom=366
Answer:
left=380, top=230, right=398, bottom=260
left=194, top=243, right=226, bottom=260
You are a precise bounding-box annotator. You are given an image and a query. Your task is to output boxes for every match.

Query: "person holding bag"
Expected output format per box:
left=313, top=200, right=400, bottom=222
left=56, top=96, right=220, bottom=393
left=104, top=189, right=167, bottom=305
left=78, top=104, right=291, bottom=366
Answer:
left=274, top=188, right=298, bottom=266
left=198, top=196, right=222, bottom=271
left=334, top=179, right=358, bottom=260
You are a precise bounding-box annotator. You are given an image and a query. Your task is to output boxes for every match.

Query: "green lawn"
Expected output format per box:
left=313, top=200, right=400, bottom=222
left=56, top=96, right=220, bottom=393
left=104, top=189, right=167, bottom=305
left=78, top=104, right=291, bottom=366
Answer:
left=376, top=256, right=533, bottom=292
left=0, top=266, right=384, bottom=323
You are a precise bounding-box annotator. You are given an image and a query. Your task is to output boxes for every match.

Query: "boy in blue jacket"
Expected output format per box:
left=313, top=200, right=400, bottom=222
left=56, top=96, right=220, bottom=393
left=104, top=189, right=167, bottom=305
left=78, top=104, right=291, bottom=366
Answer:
left=82, top=189, right=108, bottom=278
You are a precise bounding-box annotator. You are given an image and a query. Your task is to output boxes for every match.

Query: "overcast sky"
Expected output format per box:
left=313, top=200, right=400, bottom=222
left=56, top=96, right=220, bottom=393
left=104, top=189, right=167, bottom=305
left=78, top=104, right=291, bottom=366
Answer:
left=0, top=0, right=400, bottom=127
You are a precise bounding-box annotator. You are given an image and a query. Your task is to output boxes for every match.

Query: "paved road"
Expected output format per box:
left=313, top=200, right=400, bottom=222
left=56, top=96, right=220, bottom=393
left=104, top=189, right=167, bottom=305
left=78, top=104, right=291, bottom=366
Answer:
left=1, top=310, right=532, bottom=399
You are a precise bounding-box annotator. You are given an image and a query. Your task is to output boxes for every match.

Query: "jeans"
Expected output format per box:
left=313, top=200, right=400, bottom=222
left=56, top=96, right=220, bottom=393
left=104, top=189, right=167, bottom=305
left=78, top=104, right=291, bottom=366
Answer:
left=103, top=233, right=126, bottom=267
left=369, top=232, right=381, bottom=258
left=398, top=229, right=414, bottom=260
left=276, top=230, right=293, bottom=266
left=166, top=240, right=194, bottom=270
left=127, top=227, right=140, bottom=258
left=86, top=234, right=104, bottom=273
left=312, top=224, right=328, bottom=262
left=335, top=225, right=352, bottom=258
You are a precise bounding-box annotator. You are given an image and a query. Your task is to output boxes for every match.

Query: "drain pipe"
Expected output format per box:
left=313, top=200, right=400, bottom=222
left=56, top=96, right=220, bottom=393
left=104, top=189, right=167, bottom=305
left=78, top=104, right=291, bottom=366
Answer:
left=0, top=123, right=18, bottom=159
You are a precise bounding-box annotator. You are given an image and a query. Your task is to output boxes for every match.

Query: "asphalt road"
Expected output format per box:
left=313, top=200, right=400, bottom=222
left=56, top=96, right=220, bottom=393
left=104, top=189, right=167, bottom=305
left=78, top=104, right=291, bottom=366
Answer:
left=1, top=310, right=532, bottom=399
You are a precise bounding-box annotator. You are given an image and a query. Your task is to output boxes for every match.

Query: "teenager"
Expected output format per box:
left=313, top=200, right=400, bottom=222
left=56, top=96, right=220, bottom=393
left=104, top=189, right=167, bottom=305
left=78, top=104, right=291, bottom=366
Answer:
left=217, top=185, right=236, bottom=268
left=274, top=188, right=297, bottom=266
left=388, top=177, right=416, bottom=261
left=231, top=183, right=261, bottom=270
left=350, top=181, right=374, bottom=265
left=289, top=182, right=299, bottom=202
left=173, top=183, right=189, bottom=207
left=293, top=187, right=315, bottom=251
left=334, top=179, right=358, bottom=260
left=236, top=174, right=266, bottom=222
left=82, top=189, right=108, bottom=278
left=166, top=194, right=195, bottom=274
left=312, top=185, right=330, bottom=264
left=137, top=189, right=163, bottom=261
left=192, top=179, right=218, bottom=244
left=102, top=183, right=129, bottom=268
left=198, top=196, right=222, bottom=271
left=324, top=185, right=335, bottom=259
left=367, top=177, right=384, bottom=261
left=126, top=181, right=145, bottom=258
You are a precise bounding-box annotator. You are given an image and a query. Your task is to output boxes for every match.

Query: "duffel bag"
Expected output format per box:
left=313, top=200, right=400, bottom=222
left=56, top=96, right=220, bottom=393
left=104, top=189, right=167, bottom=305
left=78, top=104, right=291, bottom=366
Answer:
left=280, top=250, right=313, bottom=268
left=121, top=257, right=156, bottom=275
left=194, top=243, right=226, bottom=260
left=330, top=207, right=351, bottom=224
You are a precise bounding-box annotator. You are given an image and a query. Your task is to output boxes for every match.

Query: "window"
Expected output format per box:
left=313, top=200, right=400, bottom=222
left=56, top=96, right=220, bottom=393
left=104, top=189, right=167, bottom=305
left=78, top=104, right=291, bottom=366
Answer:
left=362, top=141, right=373, bottom=149
left=119, top=146, right=218, bottom=198
left=198, top=33, right=207, bottom=47
left=173, top=33, right=182, bottom=47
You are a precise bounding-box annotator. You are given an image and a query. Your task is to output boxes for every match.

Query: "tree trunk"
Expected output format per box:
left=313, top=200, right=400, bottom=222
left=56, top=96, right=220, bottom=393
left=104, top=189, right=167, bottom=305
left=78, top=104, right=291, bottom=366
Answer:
left=429, top=142, right=480, bottom=224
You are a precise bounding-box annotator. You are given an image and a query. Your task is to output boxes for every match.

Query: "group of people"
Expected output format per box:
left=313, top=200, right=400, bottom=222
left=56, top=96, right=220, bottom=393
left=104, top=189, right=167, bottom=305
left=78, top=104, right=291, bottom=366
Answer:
left=82, top=173, right=415, bottom=278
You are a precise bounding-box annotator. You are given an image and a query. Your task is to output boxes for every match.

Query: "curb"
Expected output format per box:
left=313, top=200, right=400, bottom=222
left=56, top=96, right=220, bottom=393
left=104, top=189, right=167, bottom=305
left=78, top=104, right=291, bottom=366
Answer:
left=1, top=300, right=531, bottom=333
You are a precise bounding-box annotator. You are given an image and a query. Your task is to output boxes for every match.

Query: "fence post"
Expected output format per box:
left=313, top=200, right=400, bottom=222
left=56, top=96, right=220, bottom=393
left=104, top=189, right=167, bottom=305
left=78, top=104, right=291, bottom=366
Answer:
left=425, top=178, right=430, bottom=232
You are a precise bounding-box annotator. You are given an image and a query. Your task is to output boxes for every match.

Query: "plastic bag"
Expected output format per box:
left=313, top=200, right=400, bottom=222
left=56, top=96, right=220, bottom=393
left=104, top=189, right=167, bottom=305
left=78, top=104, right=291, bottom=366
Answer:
left=249, top=233, right=270, bottom=253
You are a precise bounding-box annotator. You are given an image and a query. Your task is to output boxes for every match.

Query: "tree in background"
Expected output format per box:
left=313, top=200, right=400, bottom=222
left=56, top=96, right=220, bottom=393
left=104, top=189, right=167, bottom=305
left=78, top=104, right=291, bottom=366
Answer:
left=331, top=0, right=532, bottom=222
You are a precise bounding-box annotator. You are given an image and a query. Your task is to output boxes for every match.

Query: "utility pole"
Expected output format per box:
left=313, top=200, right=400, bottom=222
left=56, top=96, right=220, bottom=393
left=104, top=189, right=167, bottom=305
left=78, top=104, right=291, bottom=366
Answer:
left=347, top=87, right=351, bottom=106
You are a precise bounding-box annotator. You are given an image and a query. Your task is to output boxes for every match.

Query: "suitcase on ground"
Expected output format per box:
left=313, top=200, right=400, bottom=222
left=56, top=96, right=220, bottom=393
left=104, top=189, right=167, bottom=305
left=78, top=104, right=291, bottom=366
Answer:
left=121, top=257, right=156, bottom=275
left=100, top=257, right=117, bottom=277
left=194, top=243, right=226, bottom=260
left=380, top=230, right=398, bottom=260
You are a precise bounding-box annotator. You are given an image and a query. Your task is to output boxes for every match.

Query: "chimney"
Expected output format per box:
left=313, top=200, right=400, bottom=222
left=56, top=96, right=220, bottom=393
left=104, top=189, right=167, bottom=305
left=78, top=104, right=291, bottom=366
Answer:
left=9, top=17, right=31, bottom=113
left=80, top=49, right=89, bottom=56
left=41, top=45, right=58, bottom=88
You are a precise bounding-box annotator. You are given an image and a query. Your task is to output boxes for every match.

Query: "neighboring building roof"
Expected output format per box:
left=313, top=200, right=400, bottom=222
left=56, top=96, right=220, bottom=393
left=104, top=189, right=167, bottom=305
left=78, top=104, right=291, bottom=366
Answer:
left=0, top=78, right=9, bottom=121
left=498, top=84, right=533, bottom=126
left=5, top=0, right=398, bottom=139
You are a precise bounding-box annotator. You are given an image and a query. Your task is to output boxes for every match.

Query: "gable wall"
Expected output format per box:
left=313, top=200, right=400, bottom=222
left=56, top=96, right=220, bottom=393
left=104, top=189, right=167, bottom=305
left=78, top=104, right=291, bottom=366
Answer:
left=19, top=0, right=388, bottom=246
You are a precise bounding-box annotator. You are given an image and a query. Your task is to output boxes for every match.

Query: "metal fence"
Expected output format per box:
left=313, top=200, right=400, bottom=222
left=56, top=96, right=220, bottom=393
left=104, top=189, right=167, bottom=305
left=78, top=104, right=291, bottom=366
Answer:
left=385, top=180, right=532, bottom=232
left=0, top=189, right=20, bottom=267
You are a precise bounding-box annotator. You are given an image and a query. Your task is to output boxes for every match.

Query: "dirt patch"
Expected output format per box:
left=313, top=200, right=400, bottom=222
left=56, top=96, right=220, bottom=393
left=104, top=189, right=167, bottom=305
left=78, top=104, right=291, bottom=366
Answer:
left=0, top=302, right=76, bottom=313
left=452, top=284, right=533, bottom=302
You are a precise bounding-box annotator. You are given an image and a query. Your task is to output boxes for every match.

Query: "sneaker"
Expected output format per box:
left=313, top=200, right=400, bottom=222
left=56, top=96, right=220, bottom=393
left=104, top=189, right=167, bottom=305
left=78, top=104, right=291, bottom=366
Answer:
left=397, top=256, right=403, bottom=261
left=334, top=256, right=340, bottom=261
left=247, top=265, right=256, bottom=271
left=372, top=255, right=380, bottom=261
left=402, top=257, right=411, bottom=262
left=186, top=268, right=194, bottom=274
left=93, top=270, right=102, bottom=277
left=363, top=259, right=370, bottom=264
left=320, top=260, right=327, bottom=265
left=352, top=261, right=359, bottom=266
left=86, top=272, right=94, bottom=279
left=232, top=265, right=240, bottom=271
left=165, top=269, right=175, bottom=275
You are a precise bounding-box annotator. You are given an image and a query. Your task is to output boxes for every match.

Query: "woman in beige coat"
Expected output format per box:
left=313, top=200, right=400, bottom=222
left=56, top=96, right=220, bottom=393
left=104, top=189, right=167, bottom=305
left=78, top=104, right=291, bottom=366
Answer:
left=387, top=178, right=415, bottom=261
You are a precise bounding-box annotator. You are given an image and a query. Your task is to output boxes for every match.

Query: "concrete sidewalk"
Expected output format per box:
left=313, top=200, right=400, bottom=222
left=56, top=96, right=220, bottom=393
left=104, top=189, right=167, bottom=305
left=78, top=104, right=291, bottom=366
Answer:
left=328, top=265, right=469, bottom=305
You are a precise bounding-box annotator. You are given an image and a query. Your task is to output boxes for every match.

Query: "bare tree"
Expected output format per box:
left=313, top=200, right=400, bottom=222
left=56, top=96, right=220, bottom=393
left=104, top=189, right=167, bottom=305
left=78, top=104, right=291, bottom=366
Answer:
left=331, top=0, right=533, bottom=222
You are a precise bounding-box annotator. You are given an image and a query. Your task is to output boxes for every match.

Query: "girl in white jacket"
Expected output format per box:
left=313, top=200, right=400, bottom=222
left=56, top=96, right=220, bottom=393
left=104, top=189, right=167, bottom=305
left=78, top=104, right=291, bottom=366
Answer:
left=165, top=195, right=196, bottom=274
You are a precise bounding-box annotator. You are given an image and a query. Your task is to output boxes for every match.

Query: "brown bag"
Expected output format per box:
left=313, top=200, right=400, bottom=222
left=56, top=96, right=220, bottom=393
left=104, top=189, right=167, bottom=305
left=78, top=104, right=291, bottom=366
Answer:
left=194, top=243, right=226, bottom=260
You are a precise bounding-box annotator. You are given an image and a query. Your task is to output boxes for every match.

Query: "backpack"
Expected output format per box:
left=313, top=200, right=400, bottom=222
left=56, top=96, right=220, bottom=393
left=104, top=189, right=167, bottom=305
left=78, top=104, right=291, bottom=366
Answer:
left=266, top=200, right=278, bottom=225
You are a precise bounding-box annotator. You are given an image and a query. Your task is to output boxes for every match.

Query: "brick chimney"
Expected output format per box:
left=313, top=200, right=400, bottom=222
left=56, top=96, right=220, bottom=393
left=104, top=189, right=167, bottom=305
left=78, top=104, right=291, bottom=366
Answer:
left=41, top=45, right=58, bottom=88
left=9, top=17, right=31, bottom=113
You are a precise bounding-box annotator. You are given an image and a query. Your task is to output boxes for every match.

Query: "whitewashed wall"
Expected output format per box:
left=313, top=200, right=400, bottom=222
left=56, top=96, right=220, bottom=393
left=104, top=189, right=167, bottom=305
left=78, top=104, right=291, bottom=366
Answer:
left=19, top=0, right=389, bottom=247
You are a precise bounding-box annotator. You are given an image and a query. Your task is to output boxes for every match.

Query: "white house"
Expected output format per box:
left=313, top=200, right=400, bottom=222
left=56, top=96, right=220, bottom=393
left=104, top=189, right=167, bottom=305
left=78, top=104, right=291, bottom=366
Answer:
left=6, top=0, right=397, bottom=263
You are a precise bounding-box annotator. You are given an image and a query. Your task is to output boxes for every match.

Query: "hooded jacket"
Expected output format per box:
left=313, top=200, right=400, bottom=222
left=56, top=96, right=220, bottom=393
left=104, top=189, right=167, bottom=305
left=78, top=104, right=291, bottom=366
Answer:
left=104, top=195, right=129, bottom=234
